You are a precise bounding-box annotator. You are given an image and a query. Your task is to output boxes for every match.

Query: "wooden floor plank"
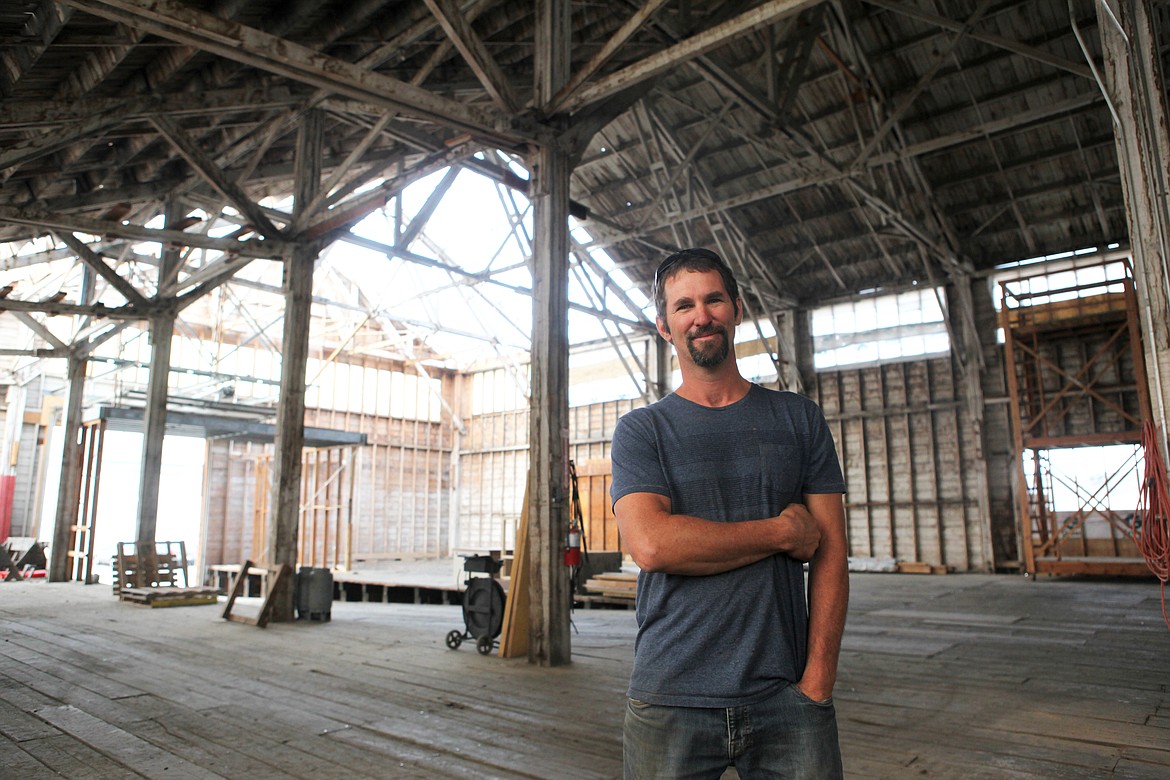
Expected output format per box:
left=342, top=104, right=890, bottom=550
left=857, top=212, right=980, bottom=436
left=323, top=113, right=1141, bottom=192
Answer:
left=327, top=725, right=505, bottom=779
left=34, top=703, right=224, bottom=780
left=130, top=718, right=296, bottom=780
left=0, top=731, right=58, bottom=777
left=0, top=690, right=61, bottom=742
left=1, top=573, right=1168, bottom=779
left=18, top=732, right=146, bottom=779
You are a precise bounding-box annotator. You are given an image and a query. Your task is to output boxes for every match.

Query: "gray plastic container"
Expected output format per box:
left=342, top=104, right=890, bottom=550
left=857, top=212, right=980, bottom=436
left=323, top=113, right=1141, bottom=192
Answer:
left=296, top=566, right=333, bottom=621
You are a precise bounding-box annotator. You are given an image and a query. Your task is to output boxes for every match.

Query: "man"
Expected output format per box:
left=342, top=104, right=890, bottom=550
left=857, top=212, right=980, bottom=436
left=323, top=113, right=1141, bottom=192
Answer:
left=610, top=248, right=849, bottom=779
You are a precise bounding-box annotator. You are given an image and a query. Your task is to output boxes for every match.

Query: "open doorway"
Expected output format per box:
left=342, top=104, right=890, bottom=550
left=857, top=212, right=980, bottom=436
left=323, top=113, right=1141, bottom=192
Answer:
left=37, top=428, right=206, bottom=586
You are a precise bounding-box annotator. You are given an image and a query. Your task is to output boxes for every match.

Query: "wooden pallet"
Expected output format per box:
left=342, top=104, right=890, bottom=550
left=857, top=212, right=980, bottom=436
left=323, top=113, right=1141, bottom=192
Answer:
left=120, top=586, right=220, bottom=608
left=114, top=541, right=190, bottom=596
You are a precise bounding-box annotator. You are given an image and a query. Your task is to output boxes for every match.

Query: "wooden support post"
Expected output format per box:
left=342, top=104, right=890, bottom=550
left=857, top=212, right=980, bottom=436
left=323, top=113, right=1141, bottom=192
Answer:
left=947, top=276, right=994, bottom=571
left=1098, top=0, right=1170, bottom=451
left=48, top=354, right=86, bottom=581
left=266, top=110, right=322, bottom=622
left=790, top=307, right=816, bottom=396
left=528, top=141, right=572, bottom=666
left=266, top=243, right=314, bottom=621
left=652, top=333, right=672, bottom=401
left=135, top=200, right=183, bottom=584
left=134, top=322, right=171, bottom=582
left=528, top=0, right=572, bottom=667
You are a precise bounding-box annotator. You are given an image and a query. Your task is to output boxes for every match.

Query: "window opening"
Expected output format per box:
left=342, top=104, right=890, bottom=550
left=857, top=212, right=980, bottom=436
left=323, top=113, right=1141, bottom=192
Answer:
left=810, top=287, right=948, bottom=370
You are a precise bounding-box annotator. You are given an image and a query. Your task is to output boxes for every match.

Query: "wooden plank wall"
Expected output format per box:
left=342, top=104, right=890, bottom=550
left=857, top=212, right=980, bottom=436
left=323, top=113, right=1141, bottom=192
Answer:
left=200, top=359, right=457, bottom=571
left=200, top=439, right=262, bottom=569
left=817, top=357, right=988, bottom=571
left=305, top=409, right=453, bottom=559
left=4, top=373, right=47, bottom=538
left=569, top=400, right=636, bottom=556
left=199, top=353, right=999, bottom=573
left=457, top=398, right=637, bottom=555
left=575, top=458, right=622, bottom=556
left=458, top=366, right=997, bottom=573
left=458, top=407, right=528, bottom=551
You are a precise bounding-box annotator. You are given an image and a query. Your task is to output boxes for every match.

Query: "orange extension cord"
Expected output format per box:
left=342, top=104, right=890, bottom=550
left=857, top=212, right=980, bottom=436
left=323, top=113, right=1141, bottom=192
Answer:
left=1136, top=420, right=1170, bottom=630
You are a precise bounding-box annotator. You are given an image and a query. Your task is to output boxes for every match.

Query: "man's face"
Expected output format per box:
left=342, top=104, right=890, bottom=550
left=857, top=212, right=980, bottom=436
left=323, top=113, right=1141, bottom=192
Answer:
left=656, top=268, right=741, bottom=369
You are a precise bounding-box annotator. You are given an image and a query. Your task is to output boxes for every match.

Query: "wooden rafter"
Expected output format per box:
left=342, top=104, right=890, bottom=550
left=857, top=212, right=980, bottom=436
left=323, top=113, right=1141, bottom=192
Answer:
left=62, top=0, right=539, bottom=150
left=149, top=114, right=283, bottom=240
left=563, top=0, right=820, bottom=113
left=423, top=0, right=519, bottom=112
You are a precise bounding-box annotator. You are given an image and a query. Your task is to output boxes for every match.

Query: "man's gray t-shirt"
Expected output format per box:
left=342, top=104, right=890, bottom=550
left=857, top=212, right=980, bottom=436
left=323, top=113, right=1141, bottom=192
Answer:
left=609, top=384, right=845, bottom=708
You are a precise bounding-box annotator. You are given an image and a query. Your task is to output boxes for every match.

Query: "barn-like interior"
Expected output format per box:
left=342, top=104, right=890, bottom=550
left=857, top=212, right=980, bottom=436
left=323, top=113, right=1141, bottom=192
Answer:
left=2, top=1, right=1169, bottom=776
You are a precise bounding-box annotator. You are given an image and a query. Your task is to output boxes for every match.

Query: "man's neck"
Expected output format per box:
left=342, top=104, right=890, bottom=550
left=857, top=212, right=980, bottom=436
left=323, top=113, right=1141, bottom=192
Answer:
left=674, top=367, right=752, bottom=408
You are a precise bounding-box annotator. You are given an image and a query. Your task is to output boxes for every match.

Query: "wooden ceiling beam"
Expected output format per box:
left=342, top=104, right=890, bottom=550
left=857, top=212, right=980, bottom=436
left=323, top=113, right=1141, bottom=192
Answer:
left=288, top=6, right=484, bottom=234
left=149, top=113, right=284, bottom=239
left=850, top=0, right=994, bottom=170
left=11, top=311, right=72, bottom=351
left=0, top=108, right=125, bottom=177
left=0, top=1, right=72, bottom=95
left=563, top=0, right=819, bottom=113
left=422, top=0, right=520, bottom=112
left=0, top=296, right=140, bottom=321
left=0, top=204, right=290, bottom=258
left=61, top=0, right=541, bottom=150
left=54, top=230, right=152, bottom=309
left=860, top=0, right=1093, bottom=80
left=0, top=88, right=301, bottom=132
left=546, top=0, right=671, bottom=114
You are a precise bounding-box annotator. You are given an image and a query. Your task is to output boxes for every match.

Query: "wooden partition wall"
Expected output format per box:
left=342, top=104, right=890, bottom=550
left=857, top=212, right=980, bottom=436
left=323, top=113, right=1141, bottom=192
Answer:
left=201, top=409, right=453, bottom=572
left=198, top=354, right=1002, bottom=575
left=816, top=357, right=992, bottom=572
left=457, top=399, right=636, bottom=556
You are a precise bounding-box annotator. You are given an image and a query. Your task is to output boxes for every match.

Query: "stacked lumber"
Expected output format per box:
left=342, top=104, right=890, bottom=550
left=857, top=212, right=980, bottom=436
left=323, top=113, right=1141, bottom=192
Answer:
left=584, top=572, right=637, bottom=601
left=895, top=561, right=949, bottom=575
left=120, top=586, right=220, bottom=608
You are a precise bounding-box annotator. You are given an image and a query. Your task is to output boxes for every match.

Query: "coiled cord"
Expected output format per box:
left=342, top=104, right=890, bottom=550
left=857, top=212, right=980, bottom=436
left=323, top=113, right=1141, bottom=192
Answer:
left=1136, top=421, right=1170, bottom=629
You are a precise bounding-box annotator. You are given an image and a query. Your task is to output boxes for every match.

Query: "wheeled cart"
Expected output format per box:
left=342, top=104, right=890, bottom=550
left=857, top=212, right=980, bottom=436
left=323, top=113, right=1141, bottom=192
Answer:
left=445, top=554, right=505, bottom=655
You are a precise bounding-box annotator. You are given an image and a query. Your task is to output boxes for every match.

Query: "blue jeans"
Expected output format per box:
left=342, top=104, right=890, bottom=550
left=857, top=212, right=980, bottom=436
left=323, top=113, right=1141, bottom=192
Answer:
left=623, top=683, right=843, bottom=779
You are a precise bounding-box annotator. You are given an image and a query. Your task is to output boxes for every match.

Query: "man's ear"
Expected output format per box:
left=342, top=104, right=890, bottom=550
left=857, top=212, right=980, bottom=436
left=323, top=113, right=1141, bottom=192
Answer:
left=734, top=298, right=744, bottom=325
left=656, top=317, right=672, bottom=342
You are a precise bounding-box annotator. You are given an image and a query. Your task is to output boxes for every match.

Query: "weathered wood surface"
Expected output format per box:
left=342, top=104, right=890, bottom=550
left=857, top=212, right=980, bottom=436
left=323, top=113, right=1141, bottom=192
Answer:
left=1, top=574, right=1168, bottom=778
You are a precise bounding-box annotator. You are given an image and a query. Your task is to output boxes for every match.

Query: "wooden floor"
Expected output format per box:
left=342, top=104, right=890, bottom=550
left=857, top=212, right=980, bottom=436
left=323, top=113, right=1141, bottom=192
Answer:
left=1, top=573, right=1168, bottom=779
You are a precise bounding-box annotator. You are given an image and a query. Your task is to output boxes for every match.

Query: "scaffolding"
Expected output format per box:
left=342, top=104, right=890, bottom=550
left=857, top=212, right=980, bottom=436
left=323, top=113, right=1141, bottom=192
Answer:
left=1000, top=260, right=1153, bottom=576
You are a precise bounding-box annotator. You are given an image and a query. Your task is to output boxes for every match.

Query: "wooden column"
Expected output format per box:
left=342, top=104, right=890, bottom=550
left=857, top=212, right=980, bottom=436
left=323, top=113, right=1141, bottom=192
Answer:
left=947, top=276, right=994, bottom=571
left=134, top=200, right=182, bottom=579
left=266, top=110, right=322, bottom=621
left=1098, top=0, right=1170, bottom=446
left=967, top=273, right=1016, bottom=569
left=528, top=0, right=572, bottom=667
left=790, top=307, right=816, bottom=396
left=651, top=334, right=672, bottom=400
left=48, top=354, right=86, bottom=581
